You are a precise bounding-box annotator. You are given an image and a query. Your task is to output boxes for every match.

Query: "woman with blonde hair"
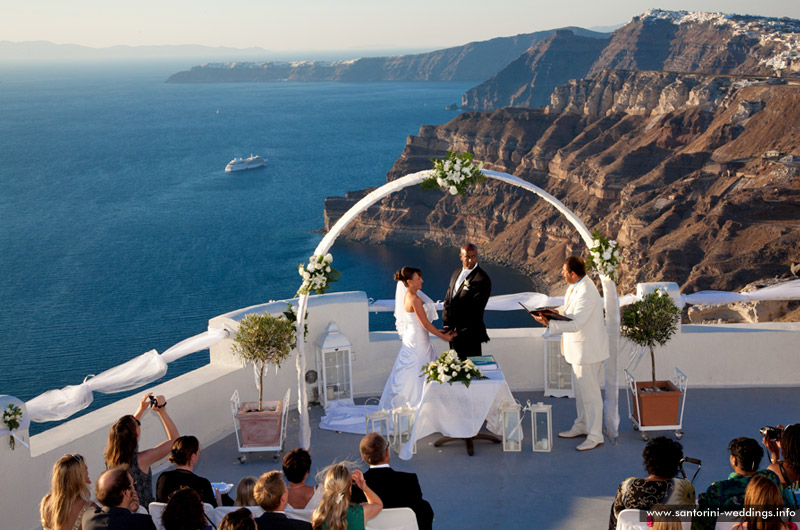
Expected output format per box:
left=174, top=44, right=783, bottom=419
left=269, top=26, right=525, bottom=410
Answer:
left=733, top=474, right=796, bottom=530
left=311, top=464, right=382, bottom=530
left=40, top=454, right=98, bottom=530
left=104, top=392, right=179, bottom=510
left=234, top=476, right=258, bottom=506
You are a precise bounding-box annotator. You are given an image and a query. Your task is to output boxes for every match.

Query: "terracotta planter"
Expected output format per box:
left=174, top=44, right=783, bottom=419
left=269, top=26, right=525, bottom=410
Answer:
left=236, top=401, right=282, bottom=447
left=633, top=380, right=682, bottom=427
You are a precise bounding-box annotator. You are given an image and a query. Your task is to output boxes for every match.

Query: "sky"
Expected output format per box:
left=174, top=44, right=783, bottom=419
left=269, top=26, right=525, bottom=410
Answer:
left=2, top=0, right=800, bottom=54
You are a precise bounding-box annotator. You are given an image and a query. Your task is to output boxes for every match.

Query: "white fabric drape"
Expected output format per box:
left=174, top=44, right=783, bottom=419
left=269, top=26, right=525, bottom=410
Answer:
left=25, top=329, right=227, bottom=423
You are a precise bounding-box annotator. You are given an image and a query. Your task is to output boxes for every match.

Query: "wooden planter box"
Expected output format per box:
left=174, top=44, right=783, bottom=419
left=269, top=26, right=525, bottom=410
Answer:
left=236, top=401, right=283, bottom=447
left=633, top=380, right=682, bottom=427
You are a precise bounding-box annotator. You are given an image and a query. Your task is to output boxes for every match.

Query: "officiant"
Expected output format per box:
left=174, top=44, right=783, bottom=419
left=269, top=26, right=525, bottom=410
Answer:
left=442, top=243, right=492, bottom=360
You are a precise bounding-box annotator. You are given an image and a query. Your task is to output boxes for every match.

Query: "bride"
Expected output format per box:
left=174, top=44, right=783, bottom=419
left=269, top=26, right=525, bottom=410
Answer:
left=380, top=266, right=456, bottom=409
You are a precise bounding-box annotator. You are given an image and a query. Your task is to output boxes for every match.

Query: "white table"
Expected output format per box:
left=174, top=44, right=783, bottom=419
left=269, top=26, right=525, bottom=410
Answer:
left=399, top=368, right=515, bottom=459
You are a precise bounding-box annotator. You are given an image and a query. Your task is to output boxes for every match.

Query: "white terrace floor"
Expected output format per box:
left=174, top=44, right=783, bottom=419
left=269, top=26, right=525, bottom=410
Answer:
left=190, top=386, right=800, bottom=530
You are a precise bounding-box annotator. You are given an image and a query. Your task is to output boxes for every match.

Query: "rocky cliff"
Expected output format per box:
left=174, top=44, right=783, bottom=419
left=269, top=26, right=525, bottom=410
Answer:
left=166, top=27, right=607, bottom=83
left=324, top=69, right=800, bottom=297
left=464, top=10, right=800, bottom=111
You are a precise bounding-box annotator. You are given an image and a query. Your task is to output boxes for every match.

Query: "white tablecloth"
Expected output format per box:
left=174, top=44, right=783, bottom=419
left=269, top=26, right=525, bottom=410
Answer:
left=399, top=368, right=515, bottom=460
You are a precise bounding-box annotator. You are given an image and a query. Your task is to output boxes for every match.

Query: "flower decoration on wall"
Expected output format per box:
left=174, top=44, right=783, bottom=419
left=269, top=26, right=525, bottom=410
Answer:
left=585, top=229, right=621, bottom=283
left=421, top=350, right=487, bottom=388
left=422, top=150, right=486, bottom=196
left=297, top=253, right=341, bottom=296
left=3, top=403, right=23, bottom=450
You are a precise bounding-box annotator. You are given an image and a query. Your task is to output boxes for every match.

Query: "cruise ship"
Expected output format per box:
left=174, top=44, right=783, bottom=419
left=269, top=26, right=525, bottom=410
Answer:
left=225, top=154, right=266, bottom=172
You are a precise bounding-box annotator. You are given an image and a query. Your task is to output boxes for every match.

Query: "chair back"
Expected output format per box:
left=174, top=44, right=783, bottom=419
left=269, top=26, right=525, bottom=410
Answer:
left=148, top=502, right=167, bottom=530
left=365, top=507, right=419, bottom=530
left=285, top=506, right=315, bottom=523
left=216, top=505, right=265, bottom=521
left=617, top=509, right=649, bottom=530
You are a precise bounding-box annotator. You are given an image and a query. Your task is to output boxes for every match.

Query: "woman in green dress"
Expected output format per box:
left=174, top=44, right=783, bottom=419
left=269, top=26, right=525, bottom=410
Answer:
left=312, top=464, right=382, bottom=530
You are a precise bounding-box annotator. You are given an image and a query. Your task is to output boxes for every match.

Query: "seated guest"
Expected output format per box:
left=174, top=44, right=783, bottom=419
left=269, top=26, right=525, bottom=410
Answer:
left=234, top=476, right=258, bottom=507
left=609, top=436, right=696, bottom=530
left=312, top=464, right=382, bottom=530
left=220, top=508, right=257, bottom=530
left=82, top=466, right=156, bottom=530
left=253, top=471, right=311, bottom=530
left=350, top=433, right=434, bottom=530
left=156, top=435, right=221, bottom=507
left=162, top=487, right=212, bottom=530
left=765, top=424, right=800, bottom=505
left=283, top=448, right=315, bottom=509
left=732, top=474, right=797, bottom=530
left=40, top=454, right=98, bottom=530
left=694, top=437, right=782, bottom=530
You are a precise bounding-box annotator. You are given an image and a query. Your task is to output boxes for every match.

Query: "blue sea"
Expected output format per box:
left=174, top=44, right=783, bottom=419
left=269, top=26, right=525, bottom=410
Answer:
left=0, top=62, right=535, bottom=429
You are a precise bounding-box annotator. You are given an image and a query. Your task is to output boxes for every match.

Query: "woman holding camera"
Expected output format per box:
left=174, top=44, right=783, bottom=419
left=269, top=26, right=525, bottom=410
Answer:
left=105, top=392, right=179, bottom=510
left=764, top=424, right=800, bottom=505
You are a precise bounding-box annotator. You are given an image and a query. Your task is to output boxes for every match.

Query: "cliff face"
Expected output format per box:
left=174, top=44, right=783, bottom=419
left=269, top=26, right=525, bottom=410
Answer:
left=166, top=27, right=608, bottom=83
left=466, top=10, right=800, bottom=111
left=324, top=70, right=800, bottom=295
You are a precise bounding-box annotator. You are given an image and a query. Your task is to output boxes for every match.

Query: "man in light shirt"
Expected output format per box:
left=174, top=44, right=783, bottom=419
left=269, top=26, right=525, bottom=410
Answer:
left=442, top=243, right=492, bottom=360
left=533, top=256, right=609, bottom=451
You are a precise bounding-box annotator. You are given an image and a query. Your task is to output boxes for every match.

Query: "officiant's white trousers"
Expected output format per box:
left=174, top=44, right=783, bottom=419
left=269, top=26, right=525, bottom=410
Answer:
left=570, top=361, right=604, bottom=444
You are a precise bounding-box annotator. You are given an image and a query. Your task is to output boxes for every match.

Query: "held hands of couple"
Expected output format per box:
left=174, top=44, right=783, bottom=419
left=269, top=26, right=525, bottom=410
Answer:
left=440, top=327, right=458, bottom=341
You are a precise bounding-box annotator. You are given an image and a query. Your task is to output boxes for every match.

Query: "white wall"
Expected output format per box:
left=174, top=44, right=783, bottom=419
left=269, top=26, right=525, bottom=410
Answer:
left=3, top=292, right=800, bottom=530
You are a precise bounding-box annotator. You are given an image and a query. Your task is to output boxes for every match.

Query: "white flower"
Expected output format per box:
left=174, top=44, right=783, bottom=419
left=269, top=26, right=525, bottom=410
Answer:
left=444, top=161, right=452, bottom=171
left=309, top=255, right=317, bottom=263
left=325, top=253, right=333, bottom=263
left=466, top=373, right=471, bottom=379
left=449, top=186, right=458, bottom=195
left=613, top=249, right=620, bottom=258
left=436, top=177, right=445, bottom=186
left=303, top=271, right=311, bottom=280
left=591, top=239, right=599, bottom=248
left=602, top=249, right=612, bottom=261
left=325, top=266, right=331, bottom=272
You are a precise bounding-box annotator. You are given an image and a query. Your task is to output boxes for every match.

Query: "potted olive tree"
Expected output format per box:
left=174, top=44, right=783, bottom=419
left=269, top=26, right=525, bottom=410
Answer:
left=621, top=289, right=683, bottom=427
left=231, top=312, right=296, bottom=446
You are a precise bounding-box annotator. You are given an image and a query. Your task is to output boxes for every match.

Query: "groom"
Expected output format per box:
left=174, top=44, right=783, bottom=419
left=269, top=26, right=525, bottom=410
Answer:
left=443, top=243, right=492, bottom=360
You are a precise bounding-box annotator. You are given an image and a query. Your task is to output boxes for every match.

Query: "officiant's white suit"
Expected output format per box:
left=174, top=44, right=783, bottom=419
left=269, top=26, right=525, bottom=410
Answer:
left=549, top=275, right=609, bottom=445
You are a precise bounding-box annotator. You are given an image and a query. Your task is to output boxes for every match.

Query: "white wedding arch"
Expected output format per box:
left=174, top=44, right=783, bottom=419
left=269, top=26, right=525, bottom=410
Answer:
left=293, top=169, right=622, bottom=449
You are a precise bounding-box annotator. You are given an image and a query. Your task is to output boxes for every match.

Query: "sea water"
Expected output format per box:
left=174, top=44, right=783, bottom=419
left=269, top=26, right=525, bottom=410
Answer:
left=0, top=62, right=536, bottom=428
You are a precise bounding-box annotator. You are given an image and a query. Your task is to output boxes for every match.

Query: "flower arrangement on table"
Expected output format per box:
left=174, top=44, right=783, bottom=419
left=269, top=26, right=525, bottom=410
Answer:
left=421, top=150, right=486, bottom=196
left=585, top=229, right=621, bottom=283
left=3, top=403, right=23, bottom=449
left=297, top=253, right=341, bottom=296
left=422, top=350, right=488, bottom=388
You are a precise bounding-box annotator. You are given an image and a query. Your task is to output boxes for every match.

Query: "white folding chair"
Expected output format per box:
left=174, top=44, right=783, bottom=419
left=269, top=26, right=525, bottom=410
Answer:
left=365, top=507, right=419, bottom=530
left=203, top=502, right=220, bottom=527
left=285, top=506, right=315, bottom=523
left=216, top=505, right=265, bottom=521
left=148, top=502, right=167, bottom=530
left=616, top=509, right=649, bottom=530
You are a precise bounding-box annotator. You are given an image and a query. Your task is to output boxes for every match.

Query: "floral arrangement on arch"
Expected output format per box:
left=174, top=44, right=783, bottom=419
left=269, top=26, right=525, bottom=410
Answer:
left=3, top=403, right=23, bottom=449
left=421, top=350, right=487, bottom=388
left=297, top=253, right=341, bottom=296
left=422, top=150, right=486, bottom=196
left=585, top=229, right=621, bottom=283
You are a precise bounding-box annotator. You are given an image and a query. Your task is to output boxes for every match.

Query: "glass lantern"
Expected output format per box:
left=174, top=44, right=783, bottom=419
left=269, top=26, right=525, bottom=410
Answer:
left=315, top=322, right=353, bottom=408
left=365, top=408, right=390, bottom=439
left=529, top=401, right=553, bottom=452
left=391, top=402, right=417, bottom=455
left=543, top=332, right=574, bottom=398
left=499, top=400, right=523, bottom=452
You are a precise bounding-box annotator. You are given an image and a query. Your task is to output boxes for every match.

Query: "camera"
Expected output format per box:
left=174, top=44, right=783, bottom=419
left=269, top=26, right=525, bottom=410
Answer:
left=760, top=426, right=783, bottom=440
left=148, top=395, right=158, bottom=407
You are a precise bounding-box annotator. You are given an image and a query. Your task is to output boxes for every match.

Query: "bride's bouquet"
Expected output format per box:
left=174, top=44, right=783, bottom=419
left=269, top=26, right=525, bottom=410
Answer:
left=422, top=350, right=487, bottom=388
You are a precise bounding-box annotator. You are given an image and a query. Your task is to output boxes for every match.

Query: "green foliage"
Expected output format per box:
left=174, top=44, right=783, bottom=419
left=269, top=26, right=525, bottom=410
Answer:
left=621, top=289, right=681, bottom=388
left=232, top=312, right=297, bottom=410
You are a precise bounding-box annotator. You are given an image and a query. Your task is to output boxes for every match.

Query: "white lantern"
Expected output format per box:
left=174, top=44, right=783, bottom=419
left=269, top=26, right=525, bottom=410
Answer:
left=499, top=400, right=523, bottom=452
left=391, top=402, right=417, bottom=455
left=529, top=401, right=553, bottom=452
left=315, top=322, right=353, bottom=408
left=543, top=332, right=574, bottom=398
left=365, top=408, right=390, bottom=439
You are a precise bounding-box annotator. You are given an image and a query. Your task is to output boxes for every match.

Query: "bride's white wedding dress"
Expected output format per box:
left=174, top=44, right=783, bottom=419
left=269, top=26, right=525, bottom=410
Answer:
left=319, top=283, right=438, bottom=434
left=379, top=309, right=435, bottom=409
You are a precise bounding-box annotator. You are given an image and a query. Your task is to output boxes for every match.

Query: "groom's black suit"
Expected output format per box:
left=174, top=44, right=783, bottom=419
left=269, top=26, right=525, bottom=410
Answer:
left=350, top=467, right=434, bottom=530
left=443, top=265, right=491, bottom=360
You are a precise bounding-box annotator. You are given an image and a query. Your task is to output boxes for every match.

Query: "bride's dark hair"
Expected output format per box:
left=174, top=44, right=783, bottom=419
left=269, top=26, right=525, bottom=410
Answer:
left=394, top=266, right=422, bottom=286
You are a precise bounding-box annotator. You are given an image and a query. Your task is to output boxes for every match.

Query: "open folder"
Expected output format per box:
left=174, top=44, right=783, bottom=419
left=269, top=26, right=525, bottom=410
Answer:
left=518, top=302, right=572, bottom=321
